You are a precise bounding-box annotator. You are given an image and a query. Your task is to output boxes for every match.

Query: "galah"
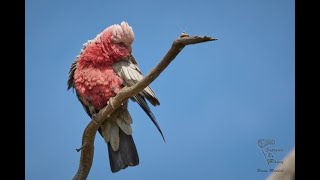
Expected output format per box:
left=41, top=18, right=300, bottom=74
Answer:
left=67, top=21, right=164, bottom=173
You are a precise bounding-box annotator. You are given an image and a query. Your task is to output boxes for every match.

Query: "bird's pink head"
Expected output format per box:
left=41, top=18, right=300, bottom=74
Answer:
left=108, top=21, right=135, bottom=47
left=77, top=21, right=135, bottom=67
left=99, top=21, right=134, bottom=61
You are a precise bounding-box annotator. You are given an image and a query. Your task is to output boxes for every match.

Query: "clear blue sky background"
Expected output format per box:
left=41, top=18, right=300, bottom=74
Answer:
left=26, top=0, right=294, bottom=179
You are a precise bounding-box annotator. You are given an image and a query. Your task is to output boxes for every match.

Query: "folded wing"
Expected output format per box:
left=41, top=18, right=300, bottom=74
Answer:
left=112, top=56, right=165, bottom=141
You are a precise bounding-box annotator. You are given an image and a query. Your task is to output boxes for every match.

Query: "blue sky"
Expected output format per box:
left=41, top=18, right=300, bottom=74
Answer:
left=26, top=0, right=294, bottom=179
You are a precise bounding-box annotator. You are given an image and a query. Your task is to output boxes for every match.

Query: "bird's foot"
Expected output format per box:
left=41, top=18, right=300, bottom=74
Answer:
left=85, top=96, right=99, bottom=125
left=91, top=113, right=99, bottom=125
left=108, top=97, right=115, bottom=109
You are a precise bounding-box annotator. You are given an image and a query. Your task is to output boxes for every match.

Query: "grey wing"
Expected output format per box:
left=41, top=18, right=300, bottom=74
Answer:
left=67, top=59, right=77, bottom=90
left=112, top=58, right=160, bottom=106
left=67, top=59, right=94, bottom=118
left=112, top=57, right=165, bottom=141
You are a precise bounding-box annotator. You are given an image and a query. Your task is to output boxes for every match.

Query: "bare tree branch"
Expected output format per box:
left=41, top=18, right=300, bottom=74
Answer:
left=73, top=33, right=217, bottom=180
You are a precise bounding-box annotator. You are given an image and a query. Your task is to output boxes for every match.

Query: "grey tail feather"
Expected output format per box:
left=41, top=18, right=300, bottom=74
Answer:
left=107, top=129, right=139, bottom=173
left=133, top=95, right=166, bottom=142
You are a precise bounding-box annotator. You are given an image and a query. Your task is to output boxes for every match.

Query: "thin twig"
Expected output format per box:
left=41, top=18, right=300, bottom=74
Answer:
left=73, top=33, right=217, bottom=180
left=76, top=142, right=88, bottom=152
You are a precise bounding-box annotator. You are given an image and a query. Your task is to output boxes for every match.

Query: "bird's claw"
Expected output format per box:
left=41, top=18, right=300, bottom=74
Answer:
left=108, top=97, right=115, bottom=109
left=91, top=113, right=99, bottom=125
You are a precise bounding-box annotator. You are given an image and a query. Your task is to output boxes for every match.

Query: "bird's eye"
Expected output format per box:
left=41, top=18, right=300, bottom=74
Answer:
left=119, top=42, right=126, bottom=47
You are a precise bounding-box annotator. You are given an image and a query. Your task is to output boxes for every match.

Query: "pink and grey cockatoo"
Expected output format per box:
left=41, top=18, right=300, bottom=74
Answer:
left=67, top=21, right=164, bottom=173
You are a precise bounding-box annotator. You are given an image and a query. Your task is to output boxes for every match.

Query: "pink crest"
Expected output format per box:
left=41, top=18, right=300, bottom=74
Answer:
left=107, top=21, right=135, bottom=46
